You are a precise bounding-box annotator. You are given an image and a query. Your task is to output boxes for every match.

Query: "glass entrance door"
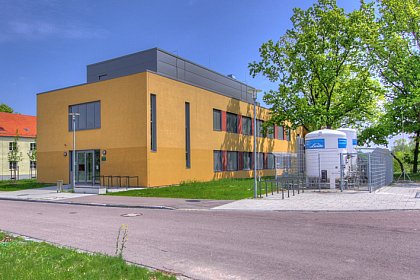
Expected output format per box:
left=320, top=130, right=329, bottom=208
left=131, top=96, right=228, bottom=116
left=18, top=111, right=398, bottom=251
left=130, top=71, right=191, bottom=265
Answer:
left=76, top=151, right=95, bottom=184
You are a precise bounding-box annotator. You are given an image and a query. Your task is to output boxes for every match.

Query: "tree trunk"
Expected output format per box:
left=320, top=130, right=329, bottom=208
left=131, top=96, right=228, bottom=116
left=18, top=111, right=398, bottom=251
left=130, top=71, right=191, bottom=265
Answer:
left=391, top=152, right=405, bottom=174
left=413, top=131, right=419, bottom=174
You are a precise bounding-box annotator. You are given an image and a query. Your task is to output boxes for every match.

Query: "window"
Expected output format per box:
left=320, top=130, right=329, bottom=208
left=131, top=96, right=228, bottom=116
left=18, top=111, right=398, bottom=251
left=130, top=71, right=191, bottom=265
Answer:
left=227, top=151, right=238, bottom=171
left=9, top=161, right=17, bottom=170
left=243, top=152, right=252, bottom=170
left=213, top=109, right=222, bottom=131
left=213, top=150, right=223, bottom=172
left=242, top=116, right=252, bottom=135
left=267, top=125, right=274, bottom=139
left=150, top=94, right=157, bottom=151
left=9, top=142, right=17, bottom=151
left=30, top=161, right=37, bottom=169
left=226, top=113, right=238, bottom=133
left=185, top=102, right=191, bottom=168
left=30, top=143, right=36, bottom=151
left=98, top=74, right=107, bottom=80
left=257, top=152, right=264, bottom=170
left=277, top=126, right=284, bottom=140
left=256, top=120, right=264, bottom=137
left=285, top=127, right=291, bottom=141
left=68, top=101, right=101, bottom=131
left=267, top=153, right=275, bottom=169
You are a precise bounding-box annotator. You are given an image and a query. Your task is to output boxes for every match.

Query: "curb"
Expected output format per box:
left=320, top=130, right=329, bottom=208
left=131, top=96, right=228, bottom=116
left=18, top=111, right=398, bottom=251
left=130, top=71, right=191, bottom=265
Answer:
left=209, top=208, right=420, bottom=213
left=0, top=197, right=176, bottom=210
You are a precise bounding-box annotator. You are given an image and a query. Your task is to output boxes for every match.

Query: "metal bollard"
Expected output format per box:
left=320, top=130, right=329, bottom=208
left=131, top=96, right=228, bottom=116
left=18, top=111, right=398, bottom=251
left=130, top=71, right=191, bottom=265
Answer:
left=57, top=180, right=63, bottom=193
left=282, top=184, right=284, bottom=199
left=265, top=181, right=268, bottom=197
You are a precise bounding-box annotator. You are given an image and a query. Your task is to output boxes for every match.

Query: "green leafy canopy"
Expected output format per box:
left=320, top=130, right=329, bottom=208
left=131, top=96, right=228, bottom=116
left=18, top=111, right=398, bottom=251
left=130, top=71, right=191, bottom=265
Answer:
left=0, top=103, right=13, bottom=113
left=249, top=0, right=384, bottom=132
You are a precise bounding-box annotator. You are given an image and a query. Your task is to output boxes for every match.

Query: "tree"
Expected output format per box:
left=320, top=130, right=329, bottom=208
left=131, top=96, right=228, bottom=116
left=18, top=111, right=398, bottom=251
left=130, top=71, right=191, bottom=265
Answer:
left=249, top=0, right=383, bottom=132
left=0, top=103, right=13, bottom=113
left=28, top=143, right=37, bottom=162
left=393, top=138, right=415, bottom=164
left=362, top=0, right=420, bottom=173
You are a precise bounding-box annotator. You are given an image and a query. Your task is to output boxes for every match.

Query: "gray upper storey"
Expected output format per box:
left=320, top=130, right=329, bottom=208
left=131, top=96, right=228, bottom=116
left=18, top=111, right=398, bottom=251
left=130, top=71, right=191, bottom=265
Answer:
left=87, top=48, right=256, bottom=103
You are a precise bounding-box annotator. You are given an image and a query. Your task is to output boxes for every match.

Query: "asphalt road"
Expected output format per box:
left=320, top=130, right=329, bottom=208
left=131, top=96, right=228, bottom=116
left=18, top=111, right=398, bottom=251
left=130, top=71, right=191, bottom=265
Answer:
left=0, top=200, right=419, bottom=280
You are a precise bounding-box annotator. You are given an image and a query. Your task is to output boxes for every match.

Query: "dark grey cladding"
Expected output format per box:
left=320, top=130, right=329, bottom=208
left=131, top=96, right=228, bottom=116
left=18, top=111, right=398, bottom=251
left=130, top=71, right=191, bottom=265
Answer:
left=87, top=48, right=256, bottom=103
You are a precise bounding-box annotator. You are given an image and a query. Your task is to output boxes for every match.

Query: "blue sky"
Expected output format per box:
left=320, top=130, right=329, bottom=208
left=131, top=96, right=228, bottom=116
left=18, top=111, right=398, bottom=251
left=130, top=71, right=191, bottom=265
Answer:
left=0, top=0, right=360, bottom=116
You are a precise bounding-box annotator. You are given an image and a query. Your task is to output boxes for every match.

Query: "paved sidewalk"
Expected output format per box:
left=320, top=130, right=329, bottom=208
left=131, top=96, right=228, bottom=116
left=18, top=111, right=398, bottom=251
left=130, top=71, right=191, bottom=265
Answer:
left=0, top=186, right=94, bottom=201
left=0, top=186, right=232, bottom=210
left=214, top=183, right=420, bottom=211
left=61, top=195, right=232, bottom=210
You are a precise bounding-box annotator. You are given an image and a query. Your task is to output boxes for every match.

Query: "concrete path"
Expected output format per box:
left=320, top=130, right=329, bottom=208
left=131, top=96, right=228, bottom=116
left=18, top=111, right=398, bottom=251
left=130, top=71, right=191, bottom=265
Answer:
left=215, top=183, right=420, bottom=211
left=0, top=186, right=94, bottom=201
left=0, top=185, right=231, bottom=210
left=62, top=195, right=232, bottom=210
left=2, top=183, right=419, bottom=212
left=1, top=200, right=419, bottom=280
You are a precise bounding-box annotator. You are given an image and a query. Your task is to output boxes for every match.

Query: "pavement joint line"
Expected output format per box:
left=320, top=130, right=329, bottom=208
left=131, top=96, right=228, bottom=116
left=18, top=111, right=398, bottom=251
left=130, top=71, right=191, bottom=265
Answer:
left=0, top=197, right=176, bottom=211
left=0, top=229, right=191, bottom=280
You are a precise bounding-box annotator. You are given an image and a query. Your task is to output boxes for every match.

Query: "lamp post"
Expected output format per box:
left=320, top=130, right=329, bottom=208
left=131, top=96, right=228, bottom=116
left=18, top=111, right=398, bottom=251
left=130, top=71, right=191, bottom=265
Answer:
left=69, top=112, right=80, bottom=188
left=251, top=88, right=262, bottom=198
left=397, top=110, right=412, bottom=182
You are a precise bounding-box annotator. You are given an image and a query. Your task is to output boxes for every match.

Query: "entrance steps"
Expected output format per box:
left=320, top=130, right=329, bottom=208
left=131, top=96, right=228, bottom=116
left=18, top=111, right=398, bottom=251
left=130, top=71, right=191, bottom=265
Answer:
left=74, top=185, right=106, bottom=194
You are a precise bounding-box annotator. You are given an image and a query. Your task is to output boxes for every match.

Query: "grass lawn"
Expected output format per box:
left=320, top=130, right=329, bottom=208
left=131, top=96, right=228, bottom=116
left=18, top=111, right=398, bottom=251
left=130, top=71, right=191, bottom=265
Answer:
left=0, top=231, right=175, bottom=280
left=108, top=178, right=255, bottom=200
left=0, top=179, right=52, bottom=191
left=394, top=172, right=420, bottom=182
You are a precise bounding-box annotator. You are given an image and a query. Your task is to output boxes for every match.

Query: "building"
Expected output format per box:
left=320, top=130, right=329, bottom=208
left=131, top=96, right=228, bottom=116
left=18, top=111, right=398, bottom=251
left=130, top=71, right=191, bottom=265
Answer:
left=37, top=48, right=300, bottom=187
left=0, top=112, right=37, bottom=180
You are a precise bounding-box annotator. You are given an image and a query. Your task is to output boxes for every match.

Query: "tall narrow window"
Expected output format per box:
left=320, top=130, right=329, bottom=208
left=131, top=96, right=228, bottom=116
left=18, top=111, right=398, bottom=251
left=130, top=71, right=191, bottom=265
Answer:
left=243, top=152, right=252, bottom=170
left=242, top=116, right=252, bottom=135
left=267, top=125, right=274, bottom=139
left=227, top=151, right=238, bottom=171
left=226, top=113, right=238, bottom=133
left=257, top=152, right=264, bottom=170
left=185, top=102, right=191, bottom=168
left=150, top=94, right=157, bottom=151
left=285, top=127, right=291, bottom=141
left=256, top=120, right=264, bottom=137
left=213, top=150, right=222, bottom=172
left=213, top=109, right=221, bottom=131
left=267, top=153, right=275, bottom=169
left=278, top=126, right=284, bottom=140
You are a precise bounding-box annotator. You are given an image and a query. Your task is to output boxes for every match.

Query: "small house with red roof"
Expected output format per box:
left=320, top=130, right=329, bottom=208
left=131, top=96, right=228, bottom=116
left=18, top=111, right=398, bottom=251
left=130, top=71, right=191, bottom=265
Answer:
left=0, top=112, right=37, bottom=180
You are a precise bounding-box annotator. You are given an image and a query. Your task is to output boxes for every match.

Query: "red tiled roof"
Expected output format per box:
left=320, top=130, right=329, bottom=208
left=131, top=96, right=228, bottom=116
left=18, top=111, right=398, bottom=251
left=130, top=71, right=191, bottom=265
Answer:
left=0, top=112, right=36, bottom=138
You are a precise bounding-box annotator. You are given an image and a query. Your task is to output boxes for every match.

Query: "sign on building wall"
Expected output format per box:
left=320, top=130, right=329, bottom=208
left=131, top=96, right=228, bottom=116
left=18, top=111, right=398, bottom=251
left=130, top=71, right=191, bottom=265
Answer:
left=338, top=138, right=347, bottom=148
left=305, top=139, right=325, bottom=149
